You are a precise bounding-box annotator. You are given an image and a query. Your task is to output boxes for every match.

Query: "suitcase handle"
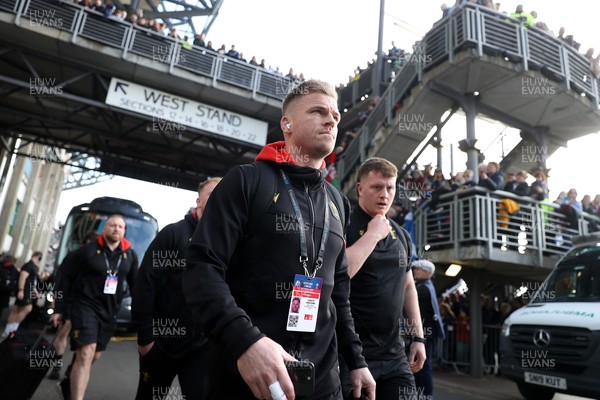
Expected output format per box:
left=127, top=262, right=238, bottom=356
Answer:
left=28, top=324, right=53, bottom=355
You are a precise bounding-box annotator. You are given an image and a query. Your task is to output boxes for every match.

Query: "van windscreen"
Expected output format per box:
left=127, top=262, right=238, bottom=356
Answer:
left=532, top=261, right=600, bottom=303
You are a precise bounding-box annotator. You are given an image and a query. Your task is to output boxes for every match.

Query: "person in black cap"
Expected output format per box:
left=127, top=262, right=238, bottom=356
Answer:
left=412, top=259, right=445, bottom=398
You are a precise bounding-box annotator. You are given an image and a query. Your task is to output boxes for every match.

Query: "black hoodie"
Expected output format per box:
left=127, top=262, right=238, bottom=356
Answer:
left=56, top=235, right=137, bottom=321
left=183, top=141, right=367, bottom=399
left=132, top=212, right=206, bottom=357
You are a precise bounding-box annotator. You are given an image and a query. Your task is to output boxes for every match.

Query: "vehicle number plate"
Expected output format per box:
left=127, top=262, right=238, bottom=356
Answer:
left=524, top=372, right=567, bottom=390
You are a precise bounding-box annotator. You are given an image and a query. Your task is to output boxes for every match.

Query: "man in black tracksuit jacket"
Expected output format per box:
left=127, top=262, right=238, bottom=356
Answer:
left=183, top=79, right=375, bottom=400
left=132, top=177, right=220, bottom=400
left=52, top=214, right=138, bottom=400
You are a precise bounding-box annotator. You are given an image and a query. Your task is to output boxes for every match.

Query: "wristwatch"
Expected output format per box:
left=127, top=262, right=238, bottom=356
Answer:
left=412, top=336, right=427, bottom=344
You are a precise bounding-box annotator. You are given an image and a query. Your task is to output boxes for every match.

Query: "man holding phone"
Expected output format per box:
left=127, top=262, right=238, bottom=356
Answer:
left=183, top=79, right=375, bottom=400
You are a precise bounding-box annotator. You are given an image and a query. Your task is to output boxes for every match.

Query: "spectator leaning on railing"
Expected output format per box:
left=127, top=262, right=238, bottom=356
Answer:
left=503, top=170, right=529, bottom=196
left=506, top=5, right=535, bottom=28
left=477, top=162, right=504, bottom=191
left=53, top=0, right=308, bottom=80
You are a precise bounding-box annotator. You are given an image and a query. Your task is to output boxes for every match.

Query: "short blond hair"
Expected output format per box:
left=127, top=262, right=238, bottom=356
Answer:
left=282, top=79, right=337, bottom=115
left=197, top=177, right=222, bottom=196
left=357, top=157, right=398, bottom=182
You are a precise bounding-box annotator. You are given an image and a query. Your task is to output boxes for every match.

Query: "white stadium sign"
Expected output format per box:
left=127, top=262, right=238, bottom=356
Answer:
left=105, top=78, right=268, bottom=146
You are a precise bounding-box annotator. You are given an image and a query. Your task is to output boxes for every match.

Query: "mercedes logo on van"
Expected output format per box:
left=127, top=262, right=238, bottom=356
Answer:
left=533, top=329, right=551, bottom=347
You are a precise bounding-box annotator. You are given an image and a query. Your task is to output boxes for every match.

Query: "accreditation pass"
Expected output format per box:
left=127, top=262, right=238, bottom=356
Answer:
left=287, top=274, right=322, bottom=332
left=103, top=275, right=118, bottom=295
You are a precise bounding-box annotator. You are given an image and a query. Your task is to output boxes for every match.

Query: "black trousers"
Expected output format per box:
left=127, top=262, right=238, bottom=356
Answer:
left=413, top=338, right=434, bottom=397
left=340, top=354, right=417, bottom=400
left=135, top=344, right=209, bottom=400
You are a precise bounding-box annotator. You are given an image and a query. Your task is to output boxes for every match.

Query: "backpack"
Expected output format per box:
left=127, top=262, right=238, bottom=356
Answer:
left=0, top=262, right=17, bottom=293
left=242, top=161, right=347, bottom=239
left=388, top=218, right=412, bottom=272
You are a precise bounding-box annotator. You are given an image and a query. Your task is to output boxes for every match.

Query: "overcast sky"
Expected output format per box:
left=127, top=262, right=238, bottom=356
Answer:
left=55, top=1, right=600, bottom=229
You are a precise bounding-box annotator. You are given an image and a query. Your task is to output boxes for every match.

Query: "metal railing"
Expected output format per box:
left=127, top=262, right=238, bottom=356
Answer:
left=414, top=187, right=600, bottom=263
left=1, top=0, right=297, bottom=100
left=338, top=63, right=376, bottom=110
left=441, top=322, right=501, bottom=373
left=336, top=3, right=600, bottom=186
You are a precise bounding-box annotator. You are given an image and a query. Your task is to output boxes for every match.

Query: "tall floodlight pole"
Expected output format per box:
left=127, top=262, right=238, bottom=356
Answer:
left=375, top=0, right=385, bottom=96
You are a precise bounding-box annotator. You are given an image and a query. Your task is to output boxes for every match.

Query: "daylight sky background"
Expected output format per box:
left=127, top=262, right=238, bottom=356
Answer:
left=55, top=0, right=600, bottom=229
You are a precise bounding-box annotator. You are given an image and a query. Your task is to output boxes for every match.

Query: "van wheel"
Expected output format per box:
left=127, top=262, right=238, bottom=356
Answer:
left=517, top=383, right=555, bottom=400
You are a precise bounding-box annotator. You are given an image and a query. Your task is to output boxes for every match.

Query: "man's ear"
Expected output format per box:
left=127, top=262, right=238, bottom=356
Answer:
left=281, top=117, right=291, bottom=133
left=356, top=181, right=363, bottom=198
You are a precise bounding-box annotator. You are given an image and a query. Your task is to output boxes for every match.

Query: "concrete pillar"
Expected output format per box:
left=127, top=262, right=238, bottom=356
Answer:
left=31, top=163, right=64, bottom=272
left=19, top=160, right=53, bottom=264
left=10, top=155, right=43, bottom=262
left=0, top=137, right=16, bottom=197
left=433, top=129, right=443, bottom=172
left=468, top=268, right=484, bottom=378
left=374, top=0, right=385, bottom=96
left=0, top=144, right=30, bottom=253
left=464, top=94, right=480, bottom=182
left=532, top=126, right=549, bottom=173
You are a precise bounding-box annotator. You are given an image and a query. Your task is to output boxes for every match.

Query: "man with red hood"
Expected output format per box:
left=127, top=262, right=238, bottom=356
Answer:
left=184, top=79, right=375, bottom=400
left=51, top=214, right=138, bottom=400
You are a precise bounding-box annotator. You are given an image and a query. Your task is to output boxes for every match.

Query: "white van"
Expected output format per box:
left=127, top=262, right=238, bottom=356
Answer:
left=500, top=233, right=600, bottom=400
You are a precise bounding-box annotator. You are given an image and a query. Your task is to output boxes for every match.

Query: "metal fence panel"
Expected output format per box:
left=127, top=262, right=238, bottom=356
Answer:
left=177, top=48, right=217, bottom=77
left=0, top=0, right=18, bottom=13
left=481, top=14, right=520, bottom=56
left=24, top=0, right=78, bottom=32
left=424, top=22, right=449, bottom=67
left=453, top=10, right=466, bottom=51
left=414, top=188, right=600, bottom=261
left=357, top=66, right=374, bottom=97
left=79, top=14, right=129, bottom=48
left=217, top=58, right=254, bottom=89
left=257, top=73, right=292, bottom=99
left=129, top=30, right=174, bottom=63
left=338, top=82, right=356, bottom=109
left=526, top=29, right=563, bottom=75
left=565, top=46, right=595, bottom=97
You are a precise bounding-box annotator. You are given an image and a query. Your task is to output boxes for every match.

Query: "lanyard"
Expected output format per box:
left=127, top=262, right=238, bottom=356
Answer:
left=279, top=169, right=330, bottom=278
left=103, top=252, right=122, bottom=277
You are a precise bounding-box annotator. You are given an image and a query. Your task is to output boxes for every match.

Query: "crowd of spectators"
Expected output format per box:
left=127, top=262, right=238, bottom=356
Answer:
left=191, top=34, right=306, bottom=82
left=339, top=41, right=410, bottom=90
left=325, top=40, right=410, bottom=188
left=332, top=1, right=598, bottom=191
left=58, top=0, right=306, bottom=81
left=395, top=160, right=600, bottom=234
left=439, top=2, right=600, bottom=78
left=331, top=3, right=598, bottom=195
left=326, top=41, right=410, bottom=186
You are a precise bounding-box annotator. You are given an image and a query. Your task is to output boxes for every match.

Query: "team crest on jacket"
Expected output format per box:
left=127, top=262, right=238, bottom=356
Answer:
left=329, top=200, right=340, bottom=220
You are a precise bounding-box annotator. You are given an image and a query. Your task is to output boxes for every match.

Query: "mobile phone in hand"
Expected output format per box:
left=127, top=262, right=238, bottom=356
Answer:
left=345, top=390, right=368, bottom=400
left=285, top=360, right=315, bottom=397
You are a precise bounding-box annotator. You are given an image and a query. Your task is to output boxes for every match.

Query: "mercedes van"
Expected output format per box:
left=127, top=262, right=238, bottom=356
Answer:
left=500, top=233, right=600, bottom=400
